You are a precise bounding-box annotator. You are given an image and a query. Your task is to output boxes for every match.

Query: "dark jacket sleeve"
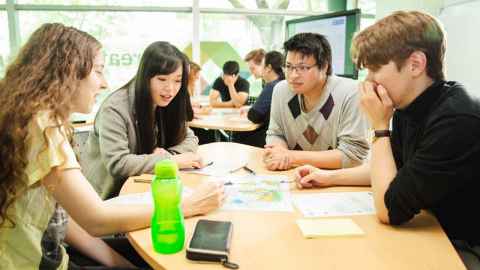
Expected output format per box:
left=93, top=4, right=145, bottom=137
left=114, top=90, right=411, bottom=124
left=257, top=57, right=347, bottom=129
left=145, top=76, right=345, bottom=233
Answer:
left=247, top=108, right=264, bottom=124
left=385, top=115, right=480, bottom=225
left=247, top=83, right=274, bottom=124
left=391, top=114, right=404, bottom=169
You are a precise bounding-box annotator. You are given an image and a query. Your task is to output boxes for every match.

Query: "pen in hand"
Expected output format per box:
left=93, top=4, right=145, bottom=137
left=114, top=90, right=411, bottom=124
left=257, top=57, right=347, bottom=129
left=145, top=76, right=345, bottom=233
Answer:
left=243, top=165, right=256, bottom=175
left=204, top=161, right=214, bottom=167
left=181, top=161, right=214, bottom=172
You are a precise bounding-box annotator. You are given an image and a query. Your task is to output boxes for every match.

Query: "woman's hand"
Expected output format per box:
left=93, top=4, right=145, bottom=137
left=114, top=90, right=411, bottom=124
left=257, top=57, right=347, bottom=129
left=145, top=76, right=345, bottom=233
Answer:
left=182, top=181, right=225, bottom=217
left=171, top=152, right=203, bottom=169
left=152, top=147, right=169, bottom=155
left=239, top=106, right=251, bottom=117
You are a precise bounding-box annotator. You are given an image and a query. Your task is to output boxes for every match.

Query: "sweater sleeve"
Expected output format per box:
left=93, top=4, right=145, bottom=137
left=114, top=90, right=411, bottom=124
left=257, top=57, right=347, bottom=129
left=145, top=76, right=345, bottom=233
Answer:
left=167, top=126, right=199, bottom=154
left=385, top=115, right=480, bottom=225
left=336, top=90, right=370, bottom=168
left=97, top=104, right=172, bottom=180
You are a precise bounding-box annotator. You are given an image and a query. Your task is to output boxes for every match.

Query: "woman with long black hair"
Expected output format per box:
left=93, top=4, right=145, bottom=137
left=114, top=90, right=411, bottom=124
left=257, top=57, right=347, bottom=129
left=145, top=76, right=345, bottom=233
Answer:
left=82, top=41, right=213, bottom=199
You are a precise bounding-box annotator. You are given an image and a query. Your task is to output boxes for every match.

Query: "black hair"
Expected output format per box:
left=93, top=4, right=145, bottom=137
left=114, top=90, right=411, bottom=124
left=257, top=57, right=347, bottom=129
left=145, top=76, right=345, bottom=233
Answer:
left=222, top=61, right=240, bottom=75
left=264, top=50, right=285, bottom=80
left=283, top=32, right=332, bottom=75
left=131, top=41, right=193, bottom=154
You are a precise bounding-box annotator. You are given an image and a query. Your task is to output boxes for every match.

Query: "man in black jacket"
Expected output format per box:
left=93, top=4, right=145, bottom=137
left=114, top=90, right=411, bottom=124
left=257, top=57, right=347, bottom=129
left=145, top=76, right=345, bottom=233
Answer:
left=293, top=10, right=480, bottom=269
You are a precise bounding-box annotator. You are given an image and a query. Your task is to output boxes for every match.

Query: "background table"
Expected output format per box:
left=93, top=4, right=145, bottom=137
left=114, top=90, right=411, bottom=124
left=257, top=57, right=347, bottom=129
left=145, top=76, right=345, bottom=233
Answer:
left=188, top=108, right=260, bottom=142
left=121, top=142, right=466, bottom=270
left=189, top=108, right=260, bottom=132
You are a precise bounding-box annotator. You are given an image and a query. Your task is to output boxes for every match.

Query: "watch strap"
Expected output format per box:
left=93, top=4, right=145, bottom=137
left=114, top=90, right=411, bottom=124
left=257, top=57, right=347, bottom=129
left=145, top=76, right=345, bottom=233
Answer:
left=374, top=130, right=391, bottom=137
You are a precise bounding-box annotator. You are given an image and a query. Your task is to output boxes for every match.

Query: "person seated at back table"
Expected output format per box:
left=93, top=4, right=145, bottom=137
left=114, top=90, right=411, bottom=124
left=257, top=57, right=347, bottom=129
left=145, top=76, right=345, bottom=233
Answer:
left=235, top=50, right=285, bottom=147
left=244, top=48, right=265, bottom=81
left=209, top=60, right=250, bottom=108
left=187, top=61, right=211, bottom=116
left=264, top=32, right=369, bottom=171
left=188, top=61, right=202, bottom=97
left=187, top=61, right=216, bottom=144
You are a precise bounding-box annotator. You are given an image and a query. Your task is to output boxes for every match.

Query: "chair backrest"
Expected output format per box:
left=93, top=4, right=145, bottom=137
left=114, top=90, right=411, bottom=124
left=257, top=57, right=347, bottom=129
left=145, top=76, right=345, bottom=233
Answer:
left=247, top=95, right=257, bottom=105
left=72, top=130, right=90, bottom=158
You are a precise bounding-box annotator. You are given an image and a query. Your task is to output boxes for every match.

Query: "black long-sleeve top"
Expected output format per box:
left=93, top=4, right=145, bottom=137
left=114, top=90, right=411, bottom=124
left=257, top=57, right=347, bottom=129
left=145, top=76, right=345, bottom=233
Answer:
left=247, top=79, right=281, bottom=125
left=386, top=80, right=480, bottom=244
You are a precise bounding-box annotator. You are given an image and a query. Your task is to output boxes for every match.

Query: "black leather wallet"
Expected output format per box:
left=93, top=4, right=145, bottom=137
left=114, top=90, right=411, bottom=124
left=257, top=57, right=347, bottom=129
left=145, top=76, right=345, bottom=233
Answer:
left=186, top=219, right=239, bottom=269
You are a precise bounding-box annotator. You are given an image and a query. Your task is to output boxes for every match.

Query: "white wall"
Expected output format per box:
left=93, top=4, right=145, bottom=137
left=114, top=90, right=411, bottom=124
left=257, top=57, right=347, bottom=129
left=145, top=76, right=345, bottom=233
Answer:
left=439, top=0, right=480, bottom=96
left=376, top=0, right=444, bottom=19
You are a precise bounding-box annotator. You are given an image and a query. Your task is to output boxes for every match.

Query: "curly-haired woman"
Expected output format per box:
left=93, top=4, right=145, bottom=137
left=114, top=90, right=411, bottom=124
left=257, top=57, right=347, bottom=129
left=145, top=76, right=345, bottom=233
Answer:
left=0, top=24, right=224, bottom=270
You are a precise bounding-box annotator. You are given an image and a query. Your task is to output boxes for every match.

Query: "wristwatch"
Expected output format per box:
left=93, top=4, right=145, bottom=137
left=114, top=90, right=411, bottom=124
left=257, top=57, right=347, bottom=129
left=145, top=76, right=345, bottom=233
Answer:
left=372, top=130, right=391, bottom=144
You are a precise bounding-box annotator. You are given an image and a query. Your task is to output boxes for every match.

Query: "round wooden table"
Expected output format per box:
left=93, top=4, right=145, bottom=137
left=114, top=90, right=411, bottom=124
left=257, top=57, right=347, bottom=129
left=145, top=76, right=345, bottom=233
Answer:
left=121, top=142, right=465, bottom=270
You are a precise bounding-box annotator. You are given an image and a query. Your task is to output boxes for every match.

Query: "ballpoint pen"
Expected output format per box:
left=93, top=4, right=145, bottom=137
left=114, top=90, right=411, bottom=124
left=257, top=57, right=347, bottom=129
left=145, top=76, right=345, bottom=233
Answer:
left=243, top=165, right=256, bottom=175
left=134, top=178, right=151, bottom=183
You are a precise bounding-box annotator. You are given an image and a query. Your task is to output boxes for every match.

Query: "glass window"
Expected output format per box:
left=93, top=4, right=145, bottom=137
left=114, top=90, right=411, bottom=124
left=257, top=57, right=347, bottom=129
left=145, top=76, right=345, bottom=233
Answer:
left=199, top=13, right=300, bottom=97
left=200, top=0, right=326, bottom=12
left=19, top=11, right=192, bottom=121
left=0, top=12, right=8, bottom=77
left=358, top=0, right=376, bottom=15
left=17, top=0, right=191, bottom=6
left=356, top=0, right=377, bottom=81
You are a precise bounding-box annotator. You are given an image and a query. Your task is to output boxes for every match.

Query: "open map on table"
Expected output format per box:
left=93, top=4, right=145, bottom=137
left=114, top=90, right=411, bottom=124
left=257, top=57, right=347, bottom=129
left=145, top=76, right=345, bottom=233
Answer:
left=219, top=174, right=294, bottom=212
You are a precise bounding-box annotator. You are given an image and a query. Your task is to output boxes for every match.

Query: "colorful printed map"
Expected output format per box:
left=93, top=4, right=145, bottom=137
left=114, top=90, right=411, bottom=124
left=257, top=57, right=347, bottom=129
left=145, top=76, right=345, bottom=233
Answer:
left=221, top=175, right=293, bottom=212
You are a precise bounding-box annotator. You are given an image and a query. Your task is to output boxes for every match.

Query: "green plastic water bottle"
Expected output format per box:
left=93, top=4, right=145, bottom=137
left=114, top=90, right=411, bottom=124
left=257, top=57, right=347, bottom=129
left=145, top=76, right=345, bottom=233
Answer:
left=151, top=159, right=185, bottom=254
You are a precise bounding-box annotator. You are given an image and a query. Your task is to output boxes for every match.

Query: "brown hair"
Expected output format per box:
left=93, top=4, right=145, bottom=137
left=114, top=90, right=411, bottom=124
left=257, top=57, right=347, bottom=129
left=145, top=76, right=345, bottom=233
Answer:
left=188, top=61, right=201, bottom=96
left=0, top=23, right=101, bottom=227
left=244, top=48, right=266, bottom=65
left=351, top=10, right=446, bottom=81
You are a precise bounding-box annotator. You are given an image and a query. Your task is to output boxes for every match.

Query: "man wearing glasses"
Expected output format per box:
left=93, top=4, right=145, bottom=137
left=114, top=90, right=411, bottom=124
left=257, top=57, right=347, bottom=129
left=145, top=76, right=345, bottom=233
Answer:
left=264, top=32, right=369, bottom=172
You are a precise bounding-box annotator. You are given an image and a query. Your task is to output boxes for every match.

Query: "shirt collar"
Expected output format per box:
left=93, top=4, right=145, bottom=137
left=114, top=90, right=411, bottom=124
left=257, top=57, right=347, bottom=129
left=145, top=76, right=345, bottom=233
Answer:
left=397, top=80, right=446, bottom=122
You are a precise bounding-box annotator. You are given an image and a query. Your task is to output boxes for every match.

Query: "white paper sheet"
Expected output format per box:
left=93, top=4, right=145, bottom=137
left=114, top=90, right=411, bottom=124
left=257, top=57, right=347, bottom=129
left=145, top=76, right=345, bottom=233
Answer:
left=293, top=192, right=376, bottom=218
left=296, top=218, right=365, bottom=238
left=181, top=160, right=247, bottom=176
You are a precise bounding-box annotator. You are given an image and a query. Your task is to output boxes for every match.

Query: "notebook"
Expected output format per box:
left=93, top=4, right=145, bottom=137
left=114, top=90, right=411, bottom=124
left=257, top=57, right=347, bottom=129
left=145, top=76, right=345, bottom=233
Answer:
left=296, top=218, right=364, bottom=238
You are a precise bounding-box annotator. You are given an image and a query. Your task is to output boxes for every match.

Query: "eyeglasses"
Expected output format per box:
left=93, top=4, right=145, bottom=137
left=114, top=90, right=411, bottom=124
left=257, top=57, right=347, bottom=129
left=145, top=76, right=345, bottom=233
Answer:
left=283, top=64, right=317, bottom=74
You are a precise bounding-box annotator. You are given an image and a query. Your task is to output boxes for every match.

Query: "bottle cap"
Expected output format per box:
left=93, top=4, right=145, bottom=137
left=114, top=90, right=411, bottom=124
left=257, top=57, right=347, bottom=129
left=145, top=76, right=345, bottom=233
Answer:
left=154, top=160, right=178, bottom=179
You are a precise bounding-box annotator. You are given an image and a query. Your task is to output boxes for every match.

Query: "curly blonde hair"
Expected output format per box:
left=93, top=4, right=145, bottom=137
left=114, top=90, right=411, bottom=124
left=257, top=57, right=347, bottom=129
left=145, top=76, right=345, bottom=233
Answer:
left=0, top=23, right=101, bottom=227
